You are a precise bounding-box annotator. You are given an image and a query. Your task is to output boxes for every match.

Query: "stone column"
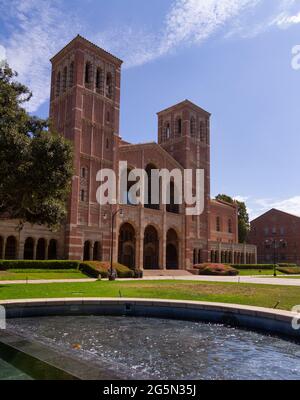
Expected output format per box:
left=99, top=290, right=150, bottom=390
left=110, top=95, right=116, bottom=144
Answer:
left=136, top=234, right=144, bottom=270
left=33, top=239, right=38, bottom=260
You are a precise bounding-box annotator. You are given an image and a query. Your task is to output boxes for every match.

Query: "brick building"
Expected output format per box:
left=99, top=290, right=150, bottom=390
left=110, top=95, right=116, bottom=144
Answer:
left=0, top=35, right=256, bottom=269
left=248, top=209, right=300, bottom=265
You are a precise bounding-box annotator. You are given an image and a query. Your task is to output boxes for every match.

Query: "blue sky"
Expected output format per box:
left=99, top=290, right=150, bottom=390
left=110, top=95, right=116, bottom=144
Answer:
left=0, top=0, right=300, bottom=219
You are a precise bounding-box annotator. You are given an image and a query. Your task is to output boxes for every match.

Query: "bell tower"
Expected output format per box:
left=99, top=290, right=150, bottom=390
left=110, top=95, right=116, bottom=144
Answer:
left=157, top=100, right=211, bottom=266
left=49, top=35, right=123, bottom=259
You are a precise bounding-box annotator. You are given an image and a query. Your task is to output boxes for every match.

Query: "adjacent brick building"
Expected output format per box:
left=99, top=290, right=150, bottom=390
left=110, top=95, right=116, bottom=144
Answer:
left=0, top=35, right=256, bottom=269
left=248, top=209, right=300, bottom=265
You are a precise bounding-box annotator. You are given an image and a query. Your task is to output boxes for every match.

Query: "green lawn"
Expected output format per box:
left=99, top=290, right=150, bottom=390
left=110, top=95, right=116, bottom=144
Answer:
left=0, top=269, right=89, bottom=281
left=0, top=280, right=299, bottom=311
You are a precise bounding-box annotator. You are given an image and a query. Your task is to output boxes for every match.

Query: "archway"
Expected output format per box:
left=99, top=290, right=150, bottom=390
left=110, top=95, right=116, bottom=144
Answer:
left=36, top=238, right=46, bottom=260
left=143, top=225, right=159, bottom=269
left=166, top=229, right=179, bottom=269
left=48, top=240, right=57, bottom=260
left=5, top=236, right=17, bottom=260
left=93, top=242, right=102, bottom=261
left=118, top=223, right=136, bottom=269
left=24, top=238, right=34, bottom=260
left=83, top=241, right=91, bottom=261
left=0, top=237, right=3, bottom=259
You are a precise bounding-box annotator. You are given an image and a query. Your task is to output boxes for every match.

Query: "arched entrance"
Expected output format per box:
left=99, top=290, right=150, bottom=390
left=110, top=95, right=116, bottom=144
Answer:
left=143, top=225, right=159, bottom=269
left=48, top=239, right=57, bottom=260
left=93, top=242, right=102, bottom=261
left=166, top=229, right=179, bottom=269
left=83, top=241, right=91, bottom=261
left=5, top=236, right=17, bottom=260
left=118, top=223, right=136, bottom=269
left=36, top=238, right=46, bottom=260
left=24, top=238, right=34, bottom=260
left=0, top=237, right=3, bottom=259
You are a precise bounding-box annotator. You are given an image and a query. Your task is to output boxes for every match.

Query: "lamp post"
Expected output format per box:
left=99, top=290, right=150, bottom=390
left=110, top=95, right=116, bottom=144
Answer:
left=264, top=236, right=286, bottom=277
left=103, top=206, right=123, bottom=281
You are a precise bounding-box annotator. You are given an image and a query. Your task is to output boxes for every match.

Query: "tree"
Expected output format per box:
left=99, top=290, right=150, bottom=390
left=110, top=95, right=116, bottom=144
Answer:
left=0, top=65, right=73, bottom=229
left=215, top=194, right=250, bottom=243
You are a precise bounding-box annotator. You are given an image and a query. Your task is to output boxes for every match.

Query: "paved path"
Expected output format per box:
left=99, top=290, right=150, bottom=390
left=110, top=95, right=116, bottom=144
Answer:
left=139, top=275, right=300, bottom=286
left=0, top=276, right=299, bottom=287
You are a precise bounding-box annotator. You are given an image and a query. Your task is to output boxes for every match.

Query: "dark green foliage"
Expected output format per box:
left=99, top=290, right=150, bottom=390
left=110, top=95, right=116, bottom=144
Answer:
left=194, top=263, right=239, bottom=276
left=0, top=260, right=80, bottom=271
left=0, top=65, right=73, bottom=229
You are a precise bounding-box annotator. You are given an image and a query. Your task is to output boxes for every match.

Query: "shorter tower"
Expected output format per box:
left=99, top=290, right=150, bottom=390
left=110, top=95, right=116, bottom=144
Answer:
left=157, top=100, right=211, bottom=266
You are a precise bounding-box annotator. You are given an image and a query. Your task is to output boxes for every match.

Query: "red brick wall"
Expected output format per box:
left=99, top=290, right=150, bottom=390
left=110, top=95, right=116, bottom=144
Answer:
left=209, top=200, right=238, bottom=244
left=248, top=209, right=300, bottom=265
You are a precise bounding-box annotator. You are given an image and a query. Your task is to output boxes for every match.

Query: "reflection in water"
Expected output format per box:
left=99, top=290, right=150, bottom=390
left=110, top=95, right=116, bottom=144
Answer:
left=8, top=316, right=300, bottom=380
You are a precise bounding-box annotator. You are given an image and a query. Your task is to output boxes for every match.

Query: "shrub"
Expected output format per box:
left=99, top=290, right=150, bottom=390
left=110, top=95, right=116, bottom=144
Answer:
left=231, top=264, right=276, bottom=270
left=277, top=263, right=298, bottom=268
left=0, top=260, right=81, bottom=271
left=194, top=263, right=239, bottom=276
left=277, top=267, right=300, bottom=275
left=80, top=261, right=135, bottom=279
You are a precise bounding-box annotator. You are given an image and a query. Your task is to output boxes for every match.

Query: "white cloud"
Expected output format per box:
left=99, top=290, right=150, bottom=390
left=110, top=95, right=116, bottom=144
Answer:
left=248, top=196, right=300, bottom=220
left=1, top=0, right=299, bottom=112
left=2, top=0, right=79, bottom=112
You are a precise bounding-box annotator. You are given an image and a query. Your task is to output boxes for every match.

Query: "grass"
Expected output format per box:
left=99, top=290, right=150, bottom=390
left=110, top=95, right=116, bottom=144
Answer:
left=0, top=269, right=89, bottom=281
left=0, top=280, right=299, bottom=311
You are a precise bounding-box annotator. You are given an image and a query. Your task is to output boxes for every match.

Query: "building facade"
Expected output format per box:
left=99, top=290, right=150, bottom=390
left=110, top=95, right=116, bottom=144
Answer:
left=248, top=209, right=300, bottom=265
left=0, top=36, right=256, bottom=269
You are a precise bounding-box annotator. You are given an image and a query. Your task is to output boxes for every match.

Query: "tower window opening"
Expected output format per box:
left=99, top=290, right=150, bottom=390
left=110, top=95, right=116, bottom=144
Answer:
left=85, top=62, right=92, bottom=85
left=56, top=71, right=61, bottom=97
left=106, top=72, right=113, bottom=99
left=69, top=62, right=74, bottom=87
left=62, top=66, right=67, bottom=92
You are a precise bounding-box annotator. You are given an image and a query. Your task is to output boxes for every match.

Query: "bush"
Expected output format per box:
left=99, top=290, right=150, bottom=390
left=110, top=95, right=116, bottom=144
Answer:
left=277, top=267, right=300, bottom=275
left=79, top=261, right=135, bottom=279
left=194, top=263, right=239, bottom=276
left=277, top=263, right=298, bottom=268
left=231, top=264, right=276, bottom=270
left=0, top=260, right=81, bottom=271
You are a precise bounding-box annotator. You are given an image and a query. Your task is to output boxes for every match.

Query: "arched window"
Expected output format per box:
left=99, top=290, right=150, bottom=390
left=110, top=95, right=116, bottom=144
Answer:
left=228, top=219, right=232, bottom=234
left=56, top=71, right=61, bottom=97
left=69, top=62, right=74, bottom=87
left=24, top=238, right=34, bottom=260
left=190, top=116, right=196, bottom=137
left=166, top=181, right=179, bottom=214
left=96, top=67, right=104, bottom=93
left=163, top=122, right=171, bottom=141
left=62, top=66, right=67, bottom=92
left=106, top=72, right=113, bottom=99
left=80, top=189, right=86, bottom=202
left=145, top=164, right=160, bottom=210
left=36, top=238, right=46, bottom=260
left=216, top=216, right=221, bottom=232
left=5, top=236, right=17, bottom=260
left=81, top=167, right=86, bottom=179
left=85, top=62, right=92, bottom=85
left=175, top=118, right=182, bottom=137
left=48, top=239, right=57, bottom=260
left=200, top=121, right=205, bottom=141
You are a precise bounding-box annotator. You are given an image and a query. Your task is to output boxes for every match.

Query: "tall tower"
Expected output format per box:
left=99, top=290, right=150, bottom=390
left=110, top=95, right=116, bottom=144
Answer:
left=157, top=100, right=211, bottom=265
left=50, top=35, right=123, bottom=260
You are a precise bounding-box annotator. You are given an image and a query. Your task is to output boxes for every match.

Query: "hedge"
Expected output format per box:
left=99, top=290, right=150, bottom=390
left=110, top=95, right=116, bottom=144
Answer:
left=0, top=260, right=81, bottom=271
left=277, top=267, right=300, bottom=275
left=231, top=264, right=277, bottom=270
left=0, top=260, right=136, bottom=279
left=79, top=261, right=135, bottom=279
left=194, top=263, right=239, bottom=276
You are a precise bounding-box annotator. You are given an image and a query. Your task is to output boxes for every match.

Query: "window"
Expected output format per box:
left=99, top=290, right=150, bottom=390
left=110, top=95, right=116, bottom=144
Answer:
left=69, top=62, right=74, bottom=87
left=106, top=72, right=113, bottom=99
left=228, top=219, right=232, bottom=233
left=190, top=116, right=196, bottom=137
left=216, top=217, right=221, bottom=232
left=175, top=118, right=182, bottom=137
left=165, top=122, right=170, bottom=140
left=264, top=227, right=269, bottom=235
left=272, top=227, right=277, bottom=234
left=85, top=62, right=92, bottom=85
left=62, top=66, right=67, bottom=92
left=96, top=67, right=104, bottom=93
left=56, top=71, right=61, bottom=97
left=81, top=167, right=86, bottom=179
left=106, top=138, right=110, bottom=149
left=200, top=121, right=205, bottom=141
left=80, top=189, right=85, bottom=202
left=106, top=111, right=110, bottom=122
